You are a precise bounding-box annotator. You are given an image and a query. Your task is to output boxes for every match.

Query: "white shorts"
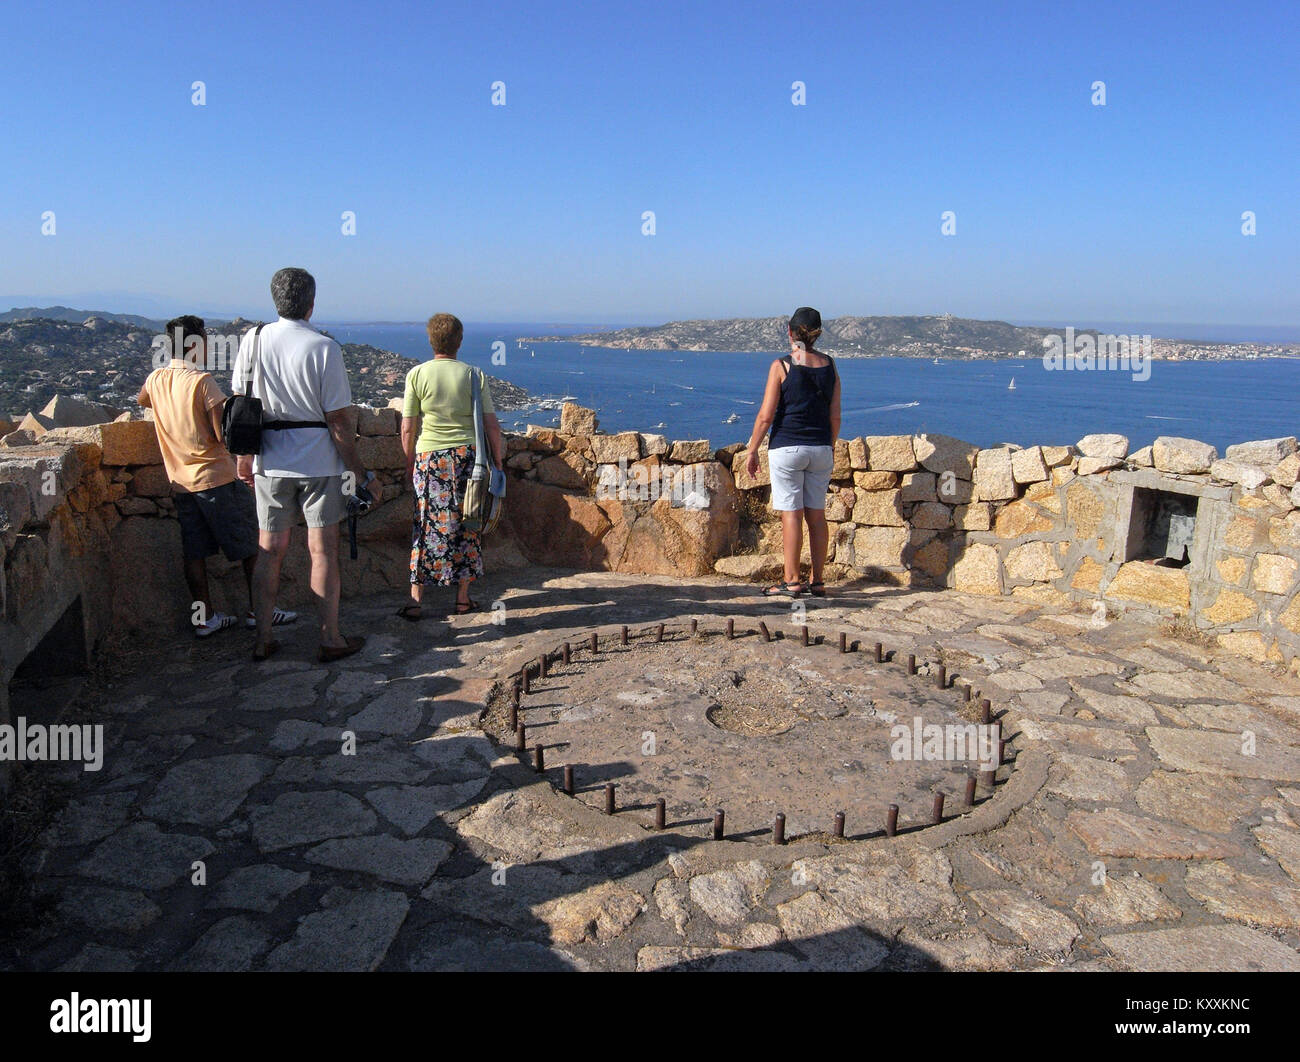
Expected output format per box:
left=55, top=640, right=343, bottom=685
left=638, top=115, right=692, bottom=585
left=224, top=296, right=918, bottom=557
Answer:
left=768, top=445, right=834, bottom=511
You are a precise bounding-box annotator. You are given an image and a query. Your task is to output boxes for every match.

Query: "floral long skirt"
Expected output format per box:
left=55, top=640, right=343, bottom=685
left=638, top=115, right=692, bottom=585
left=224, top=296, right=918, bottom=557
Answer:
left=410, top=446, right=484, bottom=586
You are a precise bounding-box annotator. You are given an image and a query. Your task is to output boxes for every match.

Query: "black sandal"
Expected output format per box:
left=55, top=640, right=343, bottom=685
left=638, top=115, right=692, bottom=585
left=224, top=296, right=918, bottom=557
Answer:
left=452, top=599, right=479, bottom=615
left=763, top=582, right=803, bottom=597
left=396, top=604, right=423, bottom=622
left=808, top=582, right=827, bottom=598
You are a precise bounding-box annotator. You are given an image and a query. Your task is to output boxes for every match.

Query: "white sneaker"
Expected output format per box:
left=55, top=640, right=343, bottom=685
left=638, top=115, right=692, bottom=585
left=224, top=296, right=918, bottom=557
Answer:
left=244, top=609, right=299, bottom=630
left=195, top=612, right=239, bottom=638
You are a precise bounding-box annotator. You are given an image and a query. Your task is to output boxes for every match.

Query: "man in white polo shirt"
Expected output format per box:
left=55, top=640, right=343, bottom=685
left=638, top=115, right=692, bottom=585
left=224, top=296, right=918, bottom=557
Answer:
left=231, top=267, right=382, bottom=663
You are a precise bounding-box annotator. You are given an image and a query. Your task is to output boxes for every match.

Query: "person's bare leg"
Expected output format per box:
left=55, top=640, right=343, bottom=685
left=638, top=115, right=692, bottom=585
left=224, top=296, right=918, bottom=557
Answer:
left=253, top=530, right=290, bottom=652
left=183, top=557, right=212, bottom=625
left=456, top=576, right=475, bottom=607
left=805, top=508, right=829, bottom=585
left=241, top=555, right=256, bottom=614
left=781, top=510, right=803, bottom=588
left=307, top=523, right=345, bottom=648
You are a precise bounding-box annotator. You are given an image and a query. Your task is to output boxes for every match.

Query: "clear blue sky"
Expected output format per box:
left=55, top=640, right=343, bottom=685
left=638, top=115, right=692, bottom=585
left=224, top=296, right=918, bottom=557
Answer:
left=1, top=0, right=1296, bottom=325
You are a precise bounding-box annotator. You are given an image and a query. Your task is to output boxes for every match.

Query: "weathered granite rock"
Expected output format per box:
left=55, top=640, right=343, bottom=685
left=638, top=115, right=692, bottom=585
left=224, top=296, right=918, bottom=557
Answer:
left=534, top=881, right=646, bottom=944
left=973, top=448, right=1016, bottom=502
left=1067, top=808, right=1240, bottom=859
left=171, top=915, right=271, bottom=972
left=1103, top=924, right=1300, bottom=971
left=305, top=835, right=452, bottom=887
left=1184, top=861, right=1300, bottom=929
left=1146, top=726, right=1300, bottom=781
left=1073, top=874, right=1181, bottom=926
left=913, top=433, right=977, bottom=478
left=1210, top=459, right=1270, bottom=490
left=1076, top=434, right=1128, bottom=460
left=1011, top=446, right=1049, bottom=484
left=209, top=864, right=311, bottom=913
left=969, top=890, right=1079, bottom=956
left=142, top=754, right=273, bottom=826
left=688, top=862, right=770, bottom=926
left=265, top=889, right=410, bottom=971
left=863, top=435, right=916, bottom=472
left=1253, top=825, right=1300, bottom=882
left=1224, top=437, right=1297, bottom=466
left=78, top=823, right=215, bottom=889
left=669, top=439, right=710, bottom=463
left=57, top=885, right=162, bottom=933
left=1105, top=562, right=1189, bottom=610
left=251, top=791, right=378, bottom=852
left=950, top=543, right=1002, bottom=595
left=560, top=403, right=598, bottom=435
left=1153, top=436, right=1217, bottom=475
left=775, top=890, right=890, bottom=970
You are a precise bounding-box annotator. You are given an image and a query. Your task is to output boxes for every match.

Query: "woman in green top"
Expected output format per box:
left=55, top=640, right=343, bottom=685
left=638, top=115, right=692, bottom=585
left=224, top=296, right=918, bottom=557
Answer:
left=398, top=313, right=504, bottom=619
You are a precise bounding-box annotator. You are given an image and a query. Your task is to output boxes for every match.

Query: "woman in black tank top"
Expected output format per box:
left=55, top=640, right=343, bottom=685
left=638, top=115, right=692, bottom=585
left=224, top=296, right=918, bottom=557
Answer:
left=742, top=307, right=842, bottom=598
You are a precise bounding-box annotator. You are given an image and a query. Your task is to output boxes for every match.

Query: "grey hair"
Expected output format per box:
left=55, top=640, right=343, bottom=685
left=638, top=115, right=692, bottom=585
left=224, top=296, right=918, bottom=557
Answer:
left=270, top=267, right=316, bottom=320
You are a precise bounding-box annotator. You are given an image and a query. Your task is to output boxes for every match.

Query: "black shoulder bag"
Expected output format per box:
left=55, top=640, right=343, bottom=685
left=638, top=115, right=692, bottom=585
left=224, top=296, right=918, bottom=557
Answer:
left=222, top=325, right=266, bottom=455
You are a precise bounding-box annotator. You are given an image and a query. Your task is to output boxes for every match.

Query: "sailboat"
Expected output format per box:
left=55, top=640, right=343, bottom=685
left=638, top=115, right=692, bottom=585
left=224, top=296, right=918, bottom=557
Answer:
left=1008, top=377, right=1017, bottom=391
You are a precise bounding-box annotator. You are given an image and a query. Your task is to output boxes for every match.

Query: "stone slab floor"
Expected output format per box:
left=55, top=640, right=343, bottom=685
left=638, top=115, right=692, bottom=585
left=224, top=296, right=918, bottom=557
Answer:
left=4, top=570, right=1300, bottom=972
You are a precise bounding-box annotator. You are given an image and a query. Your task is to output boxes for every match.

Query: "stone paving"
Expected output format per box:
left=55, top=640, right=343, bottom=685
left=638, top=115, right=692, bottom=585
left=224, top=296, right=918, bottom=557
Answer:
left=5, top=570, right=1300, bottom=972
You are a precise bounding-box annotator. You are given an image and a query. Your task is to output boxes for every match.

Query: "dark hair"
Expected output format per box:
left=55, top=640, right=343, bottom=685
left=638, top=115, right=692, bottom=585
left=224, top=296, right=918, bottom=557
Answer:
left=165, top=315, right=206, bottom=363
left=789, top=306, right=822, bottom=350
left=271, top=267, right=316, bottom=320
left=426, top=313, right=464, bottom=356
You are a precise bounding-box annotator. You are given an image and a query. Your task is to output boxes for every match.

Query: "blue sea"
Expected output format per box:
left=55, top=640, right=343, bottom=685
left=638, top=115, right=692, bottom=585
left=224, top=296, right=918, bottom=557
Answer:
left=325, top=322, right=1300, bottom=453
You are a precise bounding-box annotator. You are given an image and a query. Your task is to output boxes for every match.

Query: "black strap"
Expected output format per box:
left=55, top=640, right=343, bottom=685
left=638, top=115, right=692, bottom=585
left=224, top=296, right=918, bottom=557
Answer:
left=263, top=419, right=328, bottom=430
left=780, top=354, right=836, bottom=404
left=242, top=324, right=263, bottom=394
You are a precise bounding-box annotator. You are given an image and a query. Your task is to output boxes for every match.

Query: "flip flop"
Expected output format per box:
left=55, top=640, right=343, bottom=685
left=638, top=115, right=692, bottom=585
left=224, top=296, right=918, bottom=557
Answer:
left=452, top=599, right=480, bottom=615
left=396, top=604, right=423, bottom=622
left=808, top=582, right=827, bottom=597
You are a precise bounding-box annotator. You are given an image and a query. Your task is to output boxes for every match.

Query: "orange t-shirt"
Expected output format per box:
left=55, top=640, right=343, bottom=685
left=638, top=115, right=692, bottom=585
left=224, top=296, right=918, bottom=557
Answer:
left=139, top=360, right=237, bottom=492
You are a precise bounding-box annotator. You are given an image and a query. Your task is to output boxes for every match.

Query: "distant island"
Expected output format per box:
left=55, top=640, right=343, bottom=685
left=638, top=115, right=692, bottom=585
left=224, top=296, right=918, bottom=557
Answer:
left=0, top=311, right=529, bottom=419
left=519, top=314, right=1298, bottom=362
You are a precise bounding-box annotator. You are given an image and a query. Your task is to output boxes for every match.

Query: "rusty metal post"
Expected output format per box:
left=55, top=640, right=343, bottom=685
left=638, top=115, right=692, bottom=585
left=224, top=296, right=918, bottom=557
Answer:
left=655, top=798, right=666, bottom=830
left=621, top=625, right=628, bottom=646
left=839, top=632, right=847, bottom=653
left=562, top=641, right=571, bottom=666
left=522, top=669, right=531, bottom=695
left=1000, top=739, right=1008, bottom=763
left=759, top=621, right=771, bottom=642
left=979, top=698, right=991, bottom=725
left=712, top=809, right=724, bottom=840
left=833, top=811, right=845, bottom=838
left=538, top=653, right=548, bottom=679
left=964, top=774, right=977, bottom=806
left=980, top=764, right=997, bottom=789
left=965, top=683, right=973, bottom=703
left=605, top=782, right=616, bottom=815
left=515, top=722, right=526, bottom=751
left=726, top=618, right=734, bottom=640
left=773, top=813, right=786, bottom=845
left=657, top=623, right=664, bottom=643
left=935, top=664, right=947, bottom=689
left=874, top=642, right=883, bottom=663
left=691, top=619, right=698, bottom=636
left=590, top=631, right=598, bottom=653
left=563, top=765, right=574, bottom=795
left=534, top=745, right=545, bottom=773
left=508, top=699, right=518, bottom=733
left=801, top=625, right=810, bottom=647
left=885, top=804, right=899, bottom=837
left=931, top=792, right=945, bottom=824
left=907, top=653, right=917, bottom=675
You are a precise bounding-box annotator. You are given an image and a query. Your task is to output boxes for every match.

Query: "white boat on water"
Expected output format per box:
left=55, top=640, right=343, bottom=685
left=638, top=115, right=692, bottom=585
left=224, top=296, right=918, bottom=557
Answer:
left=724, top=412, right=740, bottom=424
left=1008, top=378, right=1017, bottom=391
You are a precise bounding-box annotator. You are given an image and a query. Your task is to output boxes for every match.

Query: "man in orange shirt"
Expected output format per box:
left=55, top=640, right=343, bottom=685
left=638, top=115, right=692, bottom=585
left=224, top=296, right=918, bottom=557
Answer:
left=138, top=315, right=297, bottom=637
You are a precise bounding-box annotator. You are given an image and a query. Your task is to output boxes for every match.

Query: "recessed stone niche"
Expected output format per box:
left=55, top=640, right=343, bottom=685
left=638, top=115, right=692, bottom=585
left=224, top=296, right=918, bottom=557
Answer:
left=1112, top=470, right=1231, bottom=575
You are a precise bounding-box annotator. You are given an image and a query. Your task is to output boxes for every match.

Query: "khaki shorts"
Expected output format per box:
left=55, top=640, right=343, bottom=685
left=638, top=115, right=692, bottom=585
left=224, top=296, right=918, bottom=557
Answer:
left=254, top=474, right=346, bottom=532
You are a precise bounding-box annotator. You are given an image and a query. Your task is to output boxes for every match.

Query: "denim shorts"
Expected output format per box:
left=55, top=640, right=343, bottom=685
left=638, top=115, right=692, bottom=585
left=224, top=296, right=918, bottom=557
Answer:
left=768, top=444, right=835, bottom=511
left=173, top=480, right=259, bottom=562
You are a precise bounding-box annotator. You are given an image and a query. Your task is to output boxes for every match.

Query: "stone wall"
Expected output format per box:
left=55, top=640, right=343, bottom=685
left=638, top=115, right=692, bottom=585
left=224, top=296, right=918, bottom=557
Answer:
left=4, top=405, right=1299, bottom=775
